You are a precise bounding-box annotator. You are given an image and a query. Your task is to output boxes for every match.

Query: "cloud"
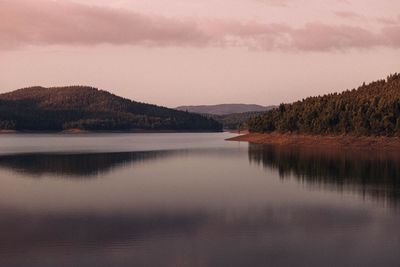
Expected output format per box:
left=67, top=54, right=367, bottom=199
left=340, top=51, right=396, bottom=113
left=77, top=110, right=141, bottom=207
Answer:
left=290, top=23, right=382, bottom=51
left=376, top=16, right=400, bottom=26
left=335, top=11, right=400, bottom=26
left=382, top=26, right=400, bottom=46
left=1, top=0, right=399, bottom=52
left=335, top=11, right=361, bottom=19
left=253, top=0, right=292, bottom=7
left=0, top=0, right=210, bottom=49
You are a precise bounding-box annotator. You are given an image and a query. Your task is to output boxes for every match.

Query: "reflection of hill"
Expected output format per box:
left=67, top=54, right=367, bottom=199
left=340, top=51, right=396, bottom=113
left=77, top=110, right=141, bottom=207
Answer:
left=248, top=144, right=400, bottom=205
left=0, top=150, right=181, bottom=178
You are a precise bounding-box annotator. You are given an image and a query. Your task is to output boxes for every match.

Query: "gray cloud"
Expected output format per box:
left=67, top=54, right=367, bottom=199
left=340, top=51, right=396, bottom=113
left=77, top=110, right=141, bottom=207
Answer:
left=1, top=0, right=399, bottom=52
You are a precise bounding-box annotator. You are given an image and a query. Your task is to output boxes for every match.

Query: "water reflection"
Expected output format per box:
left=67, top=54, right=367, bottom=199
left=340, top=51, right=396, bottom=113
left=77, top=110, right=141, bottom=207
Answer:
left=0, top=136, right=400, bottom=266
left=2, top=203, right=399, bottom=267
left=248, top=144, right=400, bottom=206
left=0, top=207, right=206, bottom=253
left=0, top=150, right=182, bottom=178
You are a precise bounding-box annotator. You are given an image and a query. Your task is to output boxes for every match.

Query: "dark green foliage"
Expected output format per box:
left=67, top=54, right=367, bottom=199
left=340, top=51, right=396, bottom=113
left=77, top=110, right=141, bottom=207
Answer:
left=176, top=104, right=271, bottom=115
left=249, top=73, right=400, bottom=136
left=0, top=86, right=222, bottom=131
left=209, top=112, right=266, bottom=130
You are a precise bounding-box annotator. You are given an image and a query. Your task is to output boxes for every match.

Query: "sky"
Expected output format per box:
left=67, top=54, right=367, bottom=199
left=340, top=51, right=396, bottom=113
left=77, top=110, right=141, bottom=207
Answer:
left=0, top=0, right=399, bottom=107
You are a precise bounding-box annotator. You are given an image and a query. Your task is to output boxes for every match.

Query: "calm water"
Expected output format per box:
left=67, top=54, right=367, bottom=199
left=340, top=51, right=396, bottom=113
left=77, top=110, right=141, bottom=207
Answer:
left=0, top=133, right=400, bottom=267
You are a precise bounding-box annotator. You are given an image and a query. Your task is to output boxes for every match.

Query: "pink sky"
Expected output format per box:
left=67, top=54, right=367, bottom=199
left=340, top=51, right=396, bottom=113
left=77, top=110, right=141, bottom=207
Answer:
left=1, top=0, right=400, bottom=107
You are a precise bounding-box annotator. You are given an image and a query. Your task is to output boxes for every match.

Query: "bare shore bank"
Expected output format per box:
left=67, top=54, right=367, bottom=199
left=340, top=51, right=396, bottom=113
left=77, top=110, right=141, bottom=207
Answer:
left=0, top=129, right=223, bottom=134
left=227, top=133, right=400, bottom=151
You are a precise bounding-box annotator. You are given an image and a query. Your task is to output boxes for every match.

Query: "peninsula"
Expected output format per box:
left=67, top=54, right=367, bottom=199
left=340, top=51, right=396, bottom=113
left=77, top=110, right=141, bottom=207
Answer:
left=229, top=73, right=400, bottom=150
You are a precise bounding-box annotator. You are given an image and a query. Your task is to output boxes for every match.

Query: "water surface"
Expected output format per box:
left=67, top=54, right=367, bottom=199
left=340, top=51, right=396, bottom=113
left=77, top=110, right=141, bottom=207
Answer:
left=0, top=133, right=399, bottom=267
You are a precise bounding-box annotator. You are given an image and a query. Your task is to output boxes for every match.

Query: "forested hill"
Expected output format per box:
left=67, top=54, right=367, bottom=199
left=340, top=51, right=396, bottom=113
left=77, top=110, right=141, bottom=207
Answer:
left=176, top=104, right=271, bottom=115
left=249, top=73, right=400, bottom=136
left=176, top=104, right=275, bottom=130
left=0, top=86, right=222, bottom=132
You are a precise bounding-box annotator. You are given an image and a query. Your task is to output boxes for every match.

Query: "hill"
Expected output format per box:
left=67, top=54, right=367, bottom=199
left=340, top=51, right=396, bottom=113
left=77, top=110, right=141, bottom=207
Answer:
left=176, top=104, right=271, bottom=115
left=176, top=104, right=274, bottom=130
left=248, top=73, right=400, bottom=136
left=0, top=86, right=222, bottom=132
left=209, top=112, right=266, bottom=130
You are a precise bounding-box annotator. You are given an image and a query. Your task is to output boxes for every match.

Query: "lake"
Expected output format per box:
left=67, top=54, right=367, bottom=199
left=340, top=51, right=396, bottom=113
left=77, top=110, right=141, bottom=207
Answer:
left=0, top=133, right=399, bottom=267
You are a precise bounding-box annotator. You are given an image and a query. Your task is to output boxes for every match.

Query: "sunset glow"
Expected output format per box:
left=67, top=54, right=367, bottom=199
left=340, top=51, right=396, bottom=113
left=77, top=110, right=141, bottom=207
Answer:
left=1, top=0, right=399, bottom=106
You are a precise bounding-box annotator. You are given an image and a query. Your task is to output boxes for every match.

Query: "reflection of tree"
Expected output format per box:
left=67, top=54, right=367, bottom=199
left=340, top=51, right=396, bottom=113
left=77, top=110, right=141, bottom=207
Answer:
left=0, top=150, right=181, bottom=178
left=248, top=144, right=400, bottom=205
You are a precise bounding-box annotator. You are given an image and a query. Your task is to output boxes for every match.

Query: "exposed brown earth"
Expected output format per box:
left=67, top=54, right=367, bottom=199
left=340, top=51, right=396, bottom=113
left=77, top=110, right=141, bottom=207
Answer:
left=61, top=128, right=90, bottom=134
left=226, top=132, right=400, bottom=151
left=0, top=130, right=18, bottom=134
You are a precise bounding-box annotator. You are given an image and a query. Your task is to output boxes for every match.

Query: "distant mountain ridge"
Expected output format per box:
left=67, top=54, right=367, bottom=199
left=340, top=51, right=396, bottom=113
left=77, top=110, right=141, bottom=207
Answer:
left=176, top=104, right=275, bottom=130
left=176, top=104, right=273, bottom=116
left=0, top=86, right=222, bottom=132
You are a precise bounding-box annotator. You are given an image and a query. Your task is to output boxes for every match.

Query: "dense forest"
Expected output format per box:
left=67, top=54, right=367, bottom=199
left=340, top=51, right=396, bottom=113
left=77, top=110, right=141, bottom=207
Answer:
left=209, top=112, right=265, bottom=130
left=0, top=86, right=222, bottom=132
left=176, top=104, right=274, bottom=130
left=176, top=104, right=271, bottom=115
left=249, top=73, right=400, bottom=136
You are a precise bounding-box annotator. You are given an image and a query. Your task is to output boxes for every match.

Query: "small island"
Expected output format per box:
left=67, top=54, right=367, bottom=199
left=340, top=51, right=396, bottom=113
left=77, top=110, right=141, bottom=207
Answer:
left=229, top=73, right=400, bottom=150
left=0, top=86, right=222, bottom=133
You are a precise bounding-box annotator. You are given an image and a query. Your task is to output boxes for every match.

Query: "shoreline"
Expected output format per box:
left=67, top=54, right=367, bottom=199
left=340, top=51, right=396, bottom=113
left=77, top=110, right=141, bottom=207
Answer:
left=226, top=132, right=400, bottom=151
left=0, top=129, right=223, bottom=135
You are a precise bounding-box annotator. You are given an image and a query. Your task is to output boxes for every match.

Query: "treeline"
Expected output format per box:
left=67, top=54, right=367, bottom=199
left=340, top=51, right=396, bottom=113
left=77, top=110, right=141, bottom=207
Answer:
left=0, top=86, right=222, bottom=131
left=209, top=112, right=265, bottom=130
left=249, top=73, right=400, bottom=136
